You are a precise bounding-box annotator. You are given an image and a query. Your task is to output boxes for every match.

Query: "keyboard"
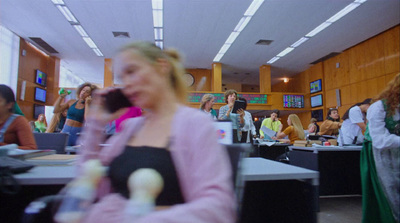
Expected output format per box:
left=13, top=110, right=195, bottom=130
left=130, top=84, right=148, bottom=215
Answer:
left=0, top=156, right=35, bottom=174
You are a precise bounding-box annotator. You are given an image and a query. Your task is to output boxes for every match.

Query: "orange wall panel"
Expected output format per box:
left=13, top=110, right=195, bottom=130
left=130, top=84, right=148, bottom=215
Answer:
left=186, top=68, right=211, bottom=91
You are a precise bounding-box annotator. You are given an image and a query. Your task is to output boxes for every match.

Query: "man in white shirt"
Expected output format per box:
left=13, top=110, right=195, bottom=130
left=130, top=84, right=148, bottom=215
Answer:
left=339, top=98, right=371, bottom=145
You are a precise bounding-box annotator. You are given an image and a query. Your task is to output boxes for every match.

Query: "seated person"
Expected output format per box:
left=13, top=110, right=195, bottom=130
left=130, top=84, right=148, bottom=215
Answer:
left=318, top=108, right=341, bottom=136
left=77, top=42, right=235, bottom=222
left=260, top=109, right=282, bottom=139
left=34, top=113, right=47, bottom=132
left=339, top=98, right=371, bottom=145
left=0, top=84, right=37, bottom=150
left=272, top=114, right=305, bottom=144
left=307, top=118, right=319, bottom=134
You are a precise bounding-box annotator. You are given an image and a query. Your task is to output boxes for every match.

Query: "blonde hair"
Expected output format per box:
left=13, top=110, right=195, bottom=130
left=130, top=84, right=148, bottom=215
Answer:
left=200, top=94, right=215, bottom=110
left=289, top=114, right=305, bottom=139
left=118, top=42, right=187, bottom=103
left=46, top=113, right=61, bottom=133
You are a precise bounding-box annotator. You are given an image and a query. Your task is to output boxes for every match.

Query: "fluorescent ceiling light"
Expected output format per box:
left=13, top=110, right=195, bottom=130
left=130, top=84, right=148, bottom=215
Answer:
left=56, top=5, right=78, bottom=23
left=305, top=22, right=331, bottom=37
left=244, top=0, right=264, bottom=16
left=154, top=28, right=163, bottom=40
left=234, top=16, right=251, bottom=32
left=51, top=0, right=65, bottom=4
left=152, top=0, right=163, bottom=10
left=267, top=57, right=280, bottom=64
left=73, top=25, right=88, bottom=37
left=226, top=32, right=239, bottom=44
left=277, top=47, right=294, bottom=57
left=155, top=41, right=163, bottom=49
left=153, top=10, right=163, bottom=27
left=326, top=3, right=360, bottom=23
left=93, top=48, right=103, bottom=57
left=213, top=53, right=224, bottom=62
left=218, top=44, right=231, bottom=54
left=291, top=37, right=309, bottom=48
left=354, top=0, right=367, bottom=3
left=83, top=37, right=97, bottom=48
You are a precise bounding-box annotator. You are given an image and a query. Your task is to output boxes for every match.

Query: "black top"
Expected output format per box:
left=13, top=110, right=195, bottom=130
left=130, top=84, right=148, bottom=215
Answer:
left=108, top=146, right=185, bottom=206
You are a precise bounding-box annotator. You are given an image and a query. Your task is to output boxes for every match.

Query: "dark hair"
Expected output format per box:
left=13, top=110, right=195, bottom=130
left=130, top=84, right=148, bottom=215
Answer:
left=224, top=89, right=237, bottom=104
left=76, top=82, right=98, bottom=98
left=0, top=84, right=16, bottom=112
left=271, top=109, right=280, bottom=118
left=342, top=98, right=372, bottom=120
left=326, top=108, right=340, bottom=121
left=238, top=97, right=247, bottom=110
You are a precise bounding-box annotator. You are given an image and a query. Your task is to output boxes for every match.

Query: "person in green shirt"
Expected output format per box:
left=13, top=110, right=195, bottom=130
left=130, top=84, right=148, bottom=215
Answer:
left=34, top=114, right=47, bottom=132
left=260, top=109, right=283, bottom=138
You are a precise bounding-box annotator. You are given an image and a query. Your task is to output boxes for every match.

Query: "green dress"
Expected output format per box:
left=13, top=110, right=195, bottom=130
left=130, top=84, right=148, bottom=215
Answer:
left=360, top=100, right=399, bottom=223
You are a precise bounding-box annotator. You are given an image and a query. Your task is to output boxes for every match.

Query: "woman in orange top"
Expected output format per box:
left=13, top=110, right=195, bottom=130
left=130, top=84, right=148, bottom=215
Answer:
left=0, top=84, right=37, bottom=150
left=272, top=114, right=305, bottom=144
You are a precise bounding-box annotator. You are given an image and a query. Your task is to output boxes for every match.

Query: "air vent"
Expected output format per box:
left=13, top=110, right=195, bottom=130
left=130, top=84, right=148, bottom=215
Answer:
left=29, top=37, right=58, bottom=54
left=112, top=32, right=130, bottom=38
left=310, top=52, right=341, bottom=65
left=256, top=39, right=273, bottom=45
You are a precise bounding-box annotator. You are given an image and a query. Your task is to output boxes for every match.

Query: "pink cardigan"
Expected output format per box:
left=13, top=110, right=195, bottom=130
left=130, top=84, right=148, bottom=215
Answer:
left=78, top=106, right=236, bottom=223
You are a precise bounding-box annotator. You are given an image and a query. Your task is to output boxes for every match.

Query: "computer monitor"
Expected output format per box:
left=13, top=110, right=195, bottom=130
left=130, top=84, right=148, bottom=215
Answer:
left=35, top=69, right=47, bottom=87
left=33, top=104, right=45, bottom=119
left=283, top=95, right=304, bottom=108
left=311, top=94, right=323, bottom=108
left=213, top=120, right=233, bottom=145
left=310, top=79, right=322, bottom=94
left=34, top=87, right=46, bottom=103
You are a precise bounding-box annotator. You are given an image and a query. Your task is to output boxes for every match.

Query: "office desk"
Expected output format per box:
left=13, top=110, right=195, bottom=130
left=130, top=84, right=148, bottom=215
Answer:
left=14, top=165, right=76, bottom=185
left=1, top=165, right=76, bottom=223
left=289, top=146, right=362, bottom=196
left=251, top=142, right=290, bottom=160
left=239, top=158, right=319, bottom=223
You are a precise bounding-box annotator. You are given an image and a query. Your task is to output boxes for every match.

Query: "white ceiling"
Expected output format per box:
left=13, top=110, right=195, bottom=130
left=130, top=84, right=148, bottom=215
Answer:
left=1, top=0, right=399, bottom=88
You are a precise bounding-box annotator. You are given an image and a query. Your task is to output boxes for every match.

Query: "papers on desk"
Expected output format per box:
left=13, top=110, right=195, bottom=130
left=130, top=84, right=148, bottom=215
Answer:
left=26, top=154, right=77, bottom=165
left=259, top=141, right=277, bottom=146
left=0, top=144, right=56, bottom=159
left=261, top=126, right=276, bottom=141
left=311, top=144, right=362, bottom=149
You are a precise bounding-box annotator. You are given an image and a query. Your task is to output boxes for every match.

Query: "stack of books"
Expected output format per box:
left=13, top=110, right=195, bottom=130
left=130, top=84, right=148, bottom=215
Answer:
left=293, top=140, right=322, bottom=147
left=26, top=154, right=77, bottom=165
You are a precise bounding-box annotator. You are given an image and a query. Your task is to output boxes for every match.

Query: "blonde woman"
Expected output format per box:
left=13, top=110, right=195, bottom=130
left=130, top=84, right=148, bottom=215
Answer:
left=46, top=109, right=67, bottom=133
left=199, top=93, right=217, bottom=120
left=272, top=114, right=305, bottom=144
left=78, top=42, right=235, bottom=222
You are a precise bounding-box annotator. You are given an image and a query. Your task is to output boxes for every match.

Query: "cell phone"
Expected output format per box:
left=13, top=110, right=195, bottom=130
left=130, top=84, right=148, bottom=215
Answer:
left=232, top=100, right=246, bottom=113
left=103, top=88, right=132, bottom=113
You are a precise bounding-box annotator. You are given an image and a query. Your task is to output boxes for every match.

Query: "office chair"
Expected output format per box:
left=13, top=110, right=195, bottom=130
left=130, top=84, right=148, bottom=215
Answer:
left=33, top=133, right=69, bottom=154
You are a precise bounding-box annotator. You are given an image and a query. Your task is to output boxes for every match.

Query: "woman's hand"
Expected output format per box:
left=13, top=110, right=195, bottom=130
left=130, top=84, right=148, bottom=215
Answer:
left=88, top=89, right=128, bottom=124
left=237, top=108, right=245, bottom=117
left=85, top=96, right=92, bottom=104
left=271, top=136, right=278, bottom=140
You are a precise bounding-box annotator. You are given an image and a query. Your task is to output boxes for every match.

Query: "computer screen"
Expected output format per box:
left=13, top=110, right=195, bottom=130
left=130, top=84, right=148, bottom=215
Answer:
left=283, top=95, right=304, bottom=108
left=33, top=104, right=45, bottom=119
left=310, top=79, right=322, bottom=94
left=311, top=109, right=324, bottom=122
left=34, top=87, right=46, bottom=103
left=213, top=120, right=233, bottom=145
left=35, top=70, right=47, bottom=87
left=311, top=94, right=323, bottom=108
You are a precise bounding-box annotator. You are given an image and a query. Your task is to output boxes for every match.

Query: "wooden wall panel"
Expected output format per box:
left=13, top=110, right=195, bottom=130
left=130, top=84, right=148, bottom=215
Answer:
left=340, top=85, right=351, bottom=106
left=271, top=72, right=306, bottom=93
left=325, top=89, right=337, bottom=108
left=364, top=34, right=385, bottom=80
left=383, top=26, right=400, bottom=74
left=242, top=84, right=260, bottom=92
left=348, top=43, right=366, bottom=84
left=16, top=39, right=60, bottom=121
left=186, top=68, right=212, bottom=91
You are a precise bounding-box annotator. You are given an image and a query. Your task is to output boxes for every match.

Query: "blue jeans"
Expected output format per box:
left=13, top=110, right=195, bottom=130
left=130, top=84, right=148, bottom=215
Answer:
left=61, top=125, right=82, bottom=146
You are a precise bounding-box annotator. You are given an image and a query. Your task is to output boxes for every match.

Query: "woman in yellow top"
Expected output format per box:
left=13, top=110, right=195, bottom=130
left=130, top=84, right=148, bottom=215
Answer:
left=272, top=114, right=305, bottom=144
left=34, top=113, right=47, bottom=132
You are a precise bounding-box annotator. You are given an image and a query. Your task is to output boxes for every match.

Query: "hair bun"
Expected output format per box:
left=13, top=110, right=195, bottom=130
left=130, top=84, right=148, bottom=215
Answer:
left=164, top=48, right=182, bottom=62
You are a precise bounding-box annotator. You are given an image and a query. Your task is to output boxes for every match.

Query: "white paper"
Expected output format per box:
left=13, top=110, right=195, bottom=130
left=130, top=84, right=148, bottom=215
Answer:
left=261, top=126, right=276, bottom=141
